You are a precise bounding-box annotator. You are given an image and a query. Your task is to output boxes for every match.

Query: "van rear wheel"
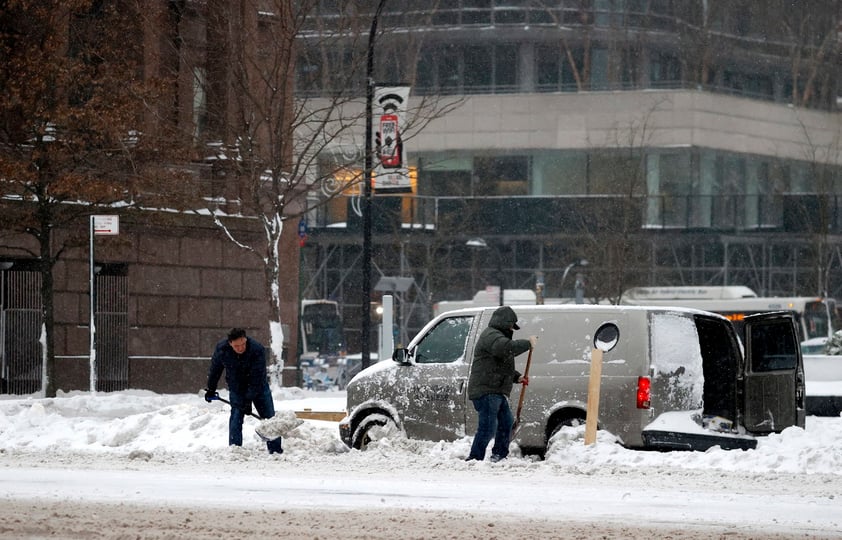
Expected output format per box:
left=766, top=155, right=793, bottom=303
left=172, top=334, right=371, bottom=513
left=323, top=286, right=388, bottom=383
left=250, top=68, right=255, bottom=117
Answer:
left=351, top=413, right=398, bottom=450
left=547, top=416, right=586, bottom=447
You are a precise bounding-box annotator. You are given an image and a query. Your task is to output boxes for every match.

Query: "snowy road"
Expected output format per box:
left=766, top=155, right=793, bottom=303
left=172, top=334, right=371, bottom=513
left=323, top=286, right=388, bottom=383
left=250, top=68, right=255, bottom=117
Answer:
left=1, top=459, right=839, bottom=538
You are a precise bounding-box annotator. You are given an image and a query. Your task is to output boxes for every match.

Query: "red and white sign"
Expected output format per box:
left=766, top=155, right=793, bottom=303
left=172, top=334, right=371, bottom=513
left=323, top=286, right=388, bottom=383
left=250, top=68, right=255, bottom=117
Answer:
left=372, top=85, right=410, bottom=192
left=93, top=215, right=119, bottom=236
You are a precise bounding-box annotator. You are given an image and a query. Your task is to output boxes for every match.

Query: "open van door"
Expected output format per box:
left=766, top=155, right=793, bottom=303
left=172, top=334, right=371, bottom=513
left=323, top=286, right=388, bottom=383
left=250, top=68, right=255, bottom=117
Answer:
left=742, top=312, right=806, bottom=434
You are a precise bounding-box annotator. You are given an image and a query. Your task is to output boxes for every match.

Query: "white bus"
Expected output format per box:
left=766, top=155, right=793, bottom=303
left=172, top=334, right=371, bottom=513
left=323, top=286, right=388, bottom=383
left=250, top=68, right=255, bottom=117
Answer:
left=432, top=288, right=538, bottom=317
left=620, top=286, right=839, bottom=343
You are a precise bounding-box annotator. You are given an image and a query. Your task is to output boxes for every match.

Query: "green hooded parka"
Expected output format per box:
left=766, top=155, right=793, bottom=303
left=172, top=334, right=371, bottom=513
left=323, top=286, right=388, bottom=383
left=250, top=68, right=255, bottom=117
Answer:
left=467, top=306, right=531, bottom=400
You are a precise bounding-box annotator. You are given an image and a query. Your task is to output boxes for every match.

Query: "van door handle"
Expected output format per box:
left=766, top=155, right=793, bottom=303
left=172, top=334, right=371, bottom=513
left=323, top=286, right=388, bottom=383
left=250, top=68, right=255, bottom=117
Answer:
left=457, top=380, right=466, bottom=394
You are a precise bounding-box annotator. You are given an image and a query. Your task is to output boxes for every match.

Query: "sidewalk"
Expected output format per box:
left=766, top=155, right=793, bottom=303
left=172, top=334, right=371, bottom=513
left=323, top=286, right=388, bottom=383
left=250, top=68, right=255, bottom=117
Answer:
left=275, top=389, right=347, bottom=422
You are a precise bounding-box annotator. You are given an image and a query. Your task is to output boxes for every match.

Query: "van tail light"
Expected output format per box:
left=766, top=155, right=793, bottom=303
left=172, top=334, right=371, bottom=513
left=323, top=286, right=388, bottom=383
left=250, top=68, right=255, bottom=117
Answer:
left=636, top=376, right=651, bottom=409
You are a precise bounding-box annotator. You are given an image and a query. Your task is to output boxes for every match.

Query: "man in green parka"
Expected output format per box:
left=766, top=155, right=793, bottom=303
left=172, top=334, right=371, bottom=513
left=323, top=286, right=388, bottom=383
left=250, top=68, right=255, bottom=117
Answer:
left=466, top=306, right=537, bottom=462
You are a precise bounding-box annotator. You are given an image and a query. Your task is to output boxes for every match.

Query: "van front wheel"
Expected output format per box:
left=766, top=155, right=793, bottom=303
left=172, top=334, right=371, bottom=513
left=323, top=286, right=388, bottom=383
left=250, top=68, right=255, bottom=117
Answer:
left=351, top=413, right=398, bottom=450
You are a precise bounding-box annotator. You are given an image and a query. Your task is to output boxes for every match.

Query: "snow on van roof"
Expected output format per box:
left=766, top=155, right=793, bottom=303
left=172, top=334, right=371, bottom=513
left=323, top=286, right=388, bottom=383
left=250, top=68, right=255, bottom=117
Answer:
left=435, top=303, right=728, bottom=321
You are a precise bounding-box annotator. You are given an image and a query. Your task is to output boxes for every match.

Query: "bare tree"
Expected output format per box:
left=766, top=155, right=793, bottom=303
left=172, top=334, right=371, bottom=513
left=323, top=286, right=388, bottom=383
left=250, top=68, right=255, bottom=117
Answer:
left=574, top=97, right=671, bottom=304
left=0, top=1, right=192, bottom=397
left=533, top=0, right=593, bottom=90
left=772, top=1, right=841, bottom=108
left=182, top=0, right=458, bottom=383
left=791, top=113, right=842, bottom=296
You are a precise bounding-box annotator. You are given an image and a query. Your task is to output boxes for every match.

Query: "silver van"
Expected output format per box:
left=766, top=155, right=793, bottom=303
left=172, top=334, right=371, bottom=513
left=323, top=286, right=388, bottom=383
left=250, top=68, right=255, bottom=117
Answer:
left=339, top=305, right=805, bottom=453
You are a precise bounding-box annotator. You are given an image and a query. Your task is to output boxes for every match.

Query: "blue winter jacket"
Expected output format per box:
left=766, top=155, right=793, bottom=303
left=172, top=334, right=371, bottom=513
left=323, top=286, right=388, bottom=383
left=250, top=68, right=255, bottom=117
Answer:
left=206, top=336, right=269, bottom=409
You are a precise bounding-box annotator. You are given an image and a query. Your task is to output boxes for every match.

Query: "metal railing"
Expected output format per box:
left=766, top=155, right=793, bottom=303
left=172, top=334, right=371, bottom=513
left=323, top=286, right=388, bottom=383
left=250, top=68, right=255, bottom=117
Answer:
left=94, top=273, right=129, bottom=392
left=309, top=193, right=842, bottom=235
left=1, top=270, right=42, bottom=395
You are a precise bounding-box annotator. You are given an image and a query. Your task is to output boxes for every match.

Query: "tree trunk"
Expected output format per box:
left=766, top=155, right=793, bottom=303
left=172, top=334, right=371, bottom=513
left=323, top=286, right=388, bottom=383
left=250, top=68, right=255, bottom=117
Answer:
left=265, top=223, right=286, bottom=388
left=39, top=224, right=57, bottom=398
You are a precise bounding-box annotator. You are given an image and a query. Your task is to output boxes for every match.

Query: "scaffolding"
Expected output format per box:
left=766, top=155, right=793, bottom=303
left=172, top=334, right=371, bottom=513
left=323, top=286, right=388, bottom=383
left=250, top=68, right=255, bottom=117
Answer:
left=301, top=227, right=842, bottom=352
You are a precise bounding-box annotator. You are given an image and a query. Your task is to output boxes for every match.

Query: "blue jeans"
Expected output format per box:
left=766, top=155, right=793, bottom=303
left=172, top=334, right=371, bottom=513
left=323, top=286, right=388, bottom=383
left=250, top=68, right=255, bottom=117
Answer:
left=228, top=385, right=276, bottom=448
left=467, top=394, right=513, bottom=461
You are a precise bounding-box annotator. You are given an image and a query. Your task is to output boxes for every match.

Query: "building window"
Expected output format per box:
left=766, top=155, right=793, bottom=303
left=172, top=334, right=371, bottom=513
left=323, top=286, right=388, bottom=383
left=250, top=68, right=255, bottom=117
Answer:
left=744, top=73, right=774, bottom=100
left=589, top=152, right=644, bottom=195
left=474, top=156, right=529, bottom=196
left=427, top=170, right=473, bottom=197
left=464, top=46, right=493, bottom=90
left=420, top=44, right=462, bottom=93
left=494, top=2, right=526, bottom=24
left=461, top=0, right=492, bottom=25
left=418, top=156, right=474, bottom=196
left=536, top=44, right=562, bottom=90
left=533, top=151, right=588, bottom=195
left=645, top=151, right=693, bottom=228
left=535, top=45, right=581, bottom=92
left=192, top=67, right=207, bottom=140
left=649, top=51, right=681, bottom=86
left=494, top=44, right=518, bottom=90
left=591, top=47, right=609, bottom=90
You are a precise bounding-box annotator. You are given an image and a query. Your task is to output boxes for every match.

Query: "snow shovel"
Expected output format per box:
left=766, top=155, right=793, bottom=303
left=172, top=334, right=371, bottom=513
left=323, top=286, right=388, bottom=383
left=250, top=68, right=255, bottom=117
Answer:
left=209, top=393, right=284, bottom=454
left=511, top=347, right=534, bottom=438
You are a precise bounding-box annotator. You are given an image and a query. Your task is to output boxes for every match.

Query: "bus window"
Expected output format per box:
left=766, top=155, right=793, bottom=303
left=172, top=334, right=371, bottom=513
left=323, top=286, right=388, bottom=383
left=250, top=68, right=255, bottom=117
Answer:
left=803, top=300, right=831, bottom=340
left=301, top=302, right=345, bottom=356
left=720, top=311, right=778, bottom=340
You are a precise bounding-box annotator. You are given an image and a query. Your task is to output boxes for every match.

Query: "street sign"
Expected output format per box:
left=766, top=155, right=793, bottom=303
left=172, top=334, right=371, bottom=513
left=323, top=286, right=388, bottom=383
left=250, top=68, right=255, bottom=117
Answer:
left=93, top=215, right=119, bottom=236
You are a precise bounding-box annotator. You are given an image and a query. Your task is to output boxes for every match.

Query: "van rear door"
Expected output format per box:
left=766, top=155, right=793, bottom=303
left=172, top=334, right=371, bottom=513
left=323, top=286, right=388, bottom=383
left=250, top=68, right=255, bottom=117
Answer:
left=742, top=312, right=806, bottom=433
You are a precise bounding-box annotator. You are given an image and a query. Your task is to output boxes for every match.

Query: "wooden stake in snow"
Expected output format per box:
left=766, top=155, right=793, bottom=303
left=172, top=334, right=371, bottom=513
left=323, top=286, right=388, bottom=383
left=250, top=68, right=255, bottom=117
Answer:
left=584, top=347, right=603, bottom=445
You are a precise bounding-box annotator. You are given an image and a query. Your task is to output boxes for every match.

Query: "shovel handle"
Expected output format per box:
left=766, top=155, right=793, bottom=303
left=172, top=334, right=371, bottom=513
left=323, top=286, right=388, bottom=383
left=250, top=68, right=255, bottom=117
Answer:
left=512, top=347, right=534, bottom=436
left=212, top=394, right=264, bottom=420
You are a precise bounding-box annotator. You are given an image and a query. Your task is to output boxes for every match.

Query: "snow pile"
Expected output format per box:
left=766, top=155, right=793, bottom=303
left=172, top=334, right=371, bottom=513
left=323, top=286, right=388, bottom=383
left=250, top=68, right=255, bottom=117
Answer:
left=3, top=388, right=841, bottom=538
left=254, top=409, right=304, bottom=440
left=0, top=388, right=840, bottom=478
left=825, top=329, right=842, bottom=355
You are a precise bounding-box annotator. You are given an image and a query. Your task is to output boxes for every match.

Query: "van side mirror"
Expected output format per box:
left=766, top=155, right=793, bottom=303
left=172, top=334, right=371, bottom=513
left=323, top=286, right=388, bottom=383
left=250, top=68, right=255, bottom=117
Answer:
left=392, top=348, right=412, bottom=365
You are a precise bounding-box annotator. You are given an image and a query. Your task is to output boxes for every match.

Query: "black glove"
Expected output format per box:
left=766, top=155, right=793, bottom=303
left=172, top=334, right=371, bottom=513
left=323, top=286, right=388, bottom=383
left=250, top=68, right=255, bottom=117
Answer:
left=204, top=389, right=218, bottom=402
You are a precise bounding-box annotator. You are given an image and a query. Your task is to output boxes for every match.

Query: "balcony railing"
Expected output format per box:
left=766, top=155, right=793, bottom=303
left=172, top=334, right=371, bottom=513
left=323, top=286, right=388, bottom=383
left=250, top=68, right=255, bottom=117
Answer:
left=310, top=193, right=842, bottom=236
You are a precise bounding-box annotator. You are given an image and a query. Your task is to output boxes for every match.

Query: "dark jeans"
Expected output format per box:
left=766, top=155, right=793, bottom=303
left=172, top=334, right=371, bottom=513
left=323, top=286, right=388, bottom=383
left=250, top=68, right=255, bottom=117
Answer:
left=467, top=393, right=513, bottom=461
left=228, top=384, right=276, bottom=449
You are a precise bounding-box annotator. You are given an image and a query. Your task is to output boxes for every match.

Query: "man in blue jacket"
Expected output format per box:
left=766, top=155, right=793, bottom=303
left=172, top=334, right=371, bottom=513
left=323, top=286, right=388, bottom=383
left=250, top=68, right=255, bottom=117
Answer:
left=205, top=328, right=282, bottom=453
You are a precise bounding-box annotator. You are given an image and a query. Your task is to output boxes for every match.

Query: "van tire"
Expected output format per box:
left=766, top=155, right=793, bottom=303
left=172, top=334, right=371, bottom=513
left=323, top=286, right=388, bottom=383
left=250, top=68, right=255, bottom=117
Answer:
left=351, top=413, right=397, bottom=450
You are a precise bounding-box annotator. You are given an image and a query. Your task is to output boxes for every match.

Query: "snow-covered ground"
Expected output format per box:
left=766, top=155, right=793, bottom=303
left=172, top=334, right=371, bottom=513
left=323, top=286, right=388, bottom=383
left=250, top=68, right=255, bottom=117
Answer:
left=1, top=388, right=840, bottom=538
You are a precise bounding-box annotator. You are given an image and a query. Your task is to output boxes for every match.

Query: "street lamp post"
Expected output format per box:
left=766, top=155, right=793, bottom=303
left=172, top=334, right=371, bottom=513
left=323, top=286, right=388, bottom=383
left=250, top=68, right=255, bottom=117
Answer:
left=560, top=259, right=589, bottom=300
left=362, top=0, right=387, bottom=371
left=467, top=237, right=504, bottom=306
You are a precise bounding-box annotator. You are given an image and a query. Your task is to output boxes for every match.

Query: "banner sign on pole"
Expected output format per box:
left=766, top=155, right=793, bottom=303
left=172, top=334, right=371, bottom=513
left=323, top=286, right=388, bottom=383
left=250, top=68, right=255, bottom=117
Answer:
left=372, top=85, right=411, bottom=192
left=93, top=215, right=119, bottom=236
